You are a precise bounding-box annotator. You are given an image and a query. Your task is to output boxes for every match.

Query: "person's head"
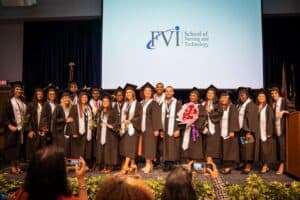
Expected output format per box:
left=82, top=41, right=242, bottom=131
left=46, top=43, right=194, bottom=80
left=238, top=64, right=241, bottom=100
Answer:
left=60, top=91, right=71, bottom=107
left=115, top=90, right=124, bottom=103
left=141, top=82, right=155, bottom=99
left=155, top=82, right=165, bottom=95
left=33, top=88, right=44, bottom=103
left=161, top=167, right=198, bottom=200
left=219, top=91, right=231, bottom=106
left=91, top=88, right=100, bottom=100
left=11, top=81, right=24, bottom=98
left=102, top=96, right=112, bottom=109
left=206, top=85, right=217, bottom=101
left=24, top=146, right=70, bottom=200
left=79, top=92, right=89, bottom=105
left=165, top=86, right=175, bottom=99
left=256, top=89, right=267, bottom=105
left=238, top=87, right=249, bottom=103
left=95, top=176, right=154, bottom=200
left=124, top=83, right=137, bottom=102
left=47, top=87, right=57, bottom=102
left=68, top=81, right=78, bottom=94
left=269, top=86, right=281, bottom=102
left=189, top=87, right=200, bottom=103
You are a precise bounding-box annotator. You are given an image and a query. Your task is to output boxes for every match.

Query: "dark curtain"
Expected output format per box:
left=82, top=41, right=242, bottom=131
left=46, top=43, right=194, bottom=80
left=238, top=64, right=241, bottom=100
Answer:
left=23, top=19, right=101, bottom=99
left=263, top=17, right=300, bottom=110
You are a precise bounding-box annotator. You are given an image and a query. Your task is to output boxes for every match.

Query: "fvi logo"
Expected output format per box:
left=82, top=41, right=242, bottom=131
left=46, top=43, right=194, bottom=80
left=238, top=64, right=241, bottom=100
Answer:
left=146, top=26, right=181, bottom=50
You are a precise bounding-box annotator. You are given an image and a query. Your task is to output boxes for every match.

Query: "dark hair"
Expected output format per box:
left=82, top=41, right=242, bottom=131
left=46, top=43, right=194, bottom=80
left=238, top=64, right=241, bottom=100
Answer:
left=161, top=167, right=198, bottom=200
left=24, top=146, right=71, bottom=200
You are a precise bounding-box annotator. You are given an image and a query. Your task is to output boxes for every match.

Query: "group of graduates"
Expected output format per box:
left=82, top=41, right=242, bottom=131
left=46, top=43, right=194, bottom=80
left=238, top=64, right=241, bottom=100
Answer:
left=3, top=80, right=290, bottom=175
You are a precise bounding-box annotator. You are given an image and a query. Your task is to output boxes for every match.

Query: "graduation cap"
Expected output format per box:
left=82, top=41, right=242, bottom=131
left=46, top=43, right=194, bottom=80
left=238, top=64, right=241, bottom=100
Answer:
left=190, top=87, right=200, bottom=97
left=44, top=83, right=59, bottom=93
left=113, top=86, right=123, bottom=95
left=78, top=88, right=90, bottom=97
left=33, top=86, right=43, bottom=93
left=124, top=83, right=137, bottom=91
left=91, top=86, right=100, bottom=92
left=101, top=90, right=113, bottom=101
left=59, top=89, right=71, bottom=98
left=268, top=84, right=281, bottom=93
left=9, top=81, right=24, bottom=89
left=256, top=88, right=267, bottom=96
left=140, top=82, right=155, bottom=92
left=237, top=87, right=251, bottom=96
left=206, top=84, right=217, bottom=93
left=219, top=90, right=232, bottom=97
left=68, top=80, right=78, bottom=87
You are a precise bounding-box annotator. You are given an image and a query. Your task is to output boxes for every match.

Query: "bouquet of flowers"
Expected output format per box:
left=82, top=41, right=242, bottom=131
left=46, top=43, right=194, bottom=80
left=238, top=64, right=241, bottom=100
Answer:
left=177, top=102, right=199, bottom=125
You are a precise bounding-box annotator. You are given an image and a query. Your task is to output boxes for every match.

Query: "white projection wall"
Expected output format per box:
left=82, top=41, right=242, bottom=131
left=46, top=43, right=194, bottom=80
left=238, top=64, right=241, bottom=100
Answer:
left=102, top=0, right=263, bottom=89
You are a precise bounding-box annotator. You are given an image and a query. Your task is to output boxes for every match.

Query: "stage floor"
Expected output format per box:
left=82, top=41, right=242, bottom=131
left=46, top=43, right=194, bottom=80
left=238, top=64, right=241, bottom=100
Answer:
left=0, top=163, right=296, bottom=184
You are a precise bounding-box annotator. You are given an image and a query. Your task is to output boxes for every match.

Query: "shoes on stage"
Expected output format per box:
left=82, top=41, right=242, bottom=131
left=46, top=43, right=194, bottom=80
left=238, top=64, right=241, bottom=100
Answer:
left=220, top=168, right=232, bottom=175
left=276, top=170, right=284, bottom=176
left=128, top=164, right=138, bottom=174
left=260, top=167, right=270, bottom=174
left=143, top=163, right=153, bottom=174
left=241, top=168, right=251, bottom=174
left=236, top=163, right=246, bottom=170
left=119, top=167, right=130, bottom=175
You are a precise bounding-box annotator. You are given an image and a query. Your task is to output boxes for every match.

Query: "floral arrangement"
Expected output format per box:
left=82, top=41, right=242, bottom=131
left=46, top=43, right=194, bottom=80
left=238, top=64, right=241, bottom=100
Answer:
left=1, top=173, right=300, bottom=200
left=177, top=102, right=199, bottom=125
left=177, top=102, right=200, bottom=141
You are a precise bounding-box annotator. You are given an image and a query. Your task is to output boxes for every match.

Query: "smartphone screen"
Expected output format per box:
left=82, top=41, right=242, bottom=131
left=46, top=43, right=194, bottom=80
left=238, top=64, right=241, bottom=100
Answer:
left=65, top=158, right=80, bottom=170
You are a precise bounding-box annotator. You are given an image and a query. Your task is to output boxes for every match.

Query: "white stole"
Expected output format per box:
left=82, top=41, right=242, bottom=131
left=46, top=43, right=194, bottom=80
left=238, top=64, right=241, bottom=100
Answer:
left=63, top=106, right=70, bottom=137
left=238, top=98, right=251, bottom=129
left=259, top=105, right=267, bottom=142
left=72, top=95, right=78, bottom=105
left=221, top=106, right=230, bottom=138
left=154, top=93, right=165, bottom=106
left=275, top=97, right=283, bottom=136
left=120, top=100, right=137, bottom=136
left=141, top=99, right=153, bottom=132
left=207, top=101, right=215, bottom=135
left=11, top=97, right=26, bottom=131
left=161, top=98, right=177, bottom=136
left=77, top=105, right=92, bottom=141
left=37, top=103, right=42, bottom=127
left=182, top=125, right=191, bottom=150
left=100, top=111, right=108, bottom=145
left=11, top=97, right=26, bottom=144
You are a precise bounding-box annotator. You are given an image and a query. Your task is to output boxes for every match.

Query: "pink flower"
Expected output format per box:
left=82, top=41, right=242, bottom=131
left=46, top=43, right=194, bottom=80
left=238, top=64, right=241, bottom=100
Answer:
left=177, top=102, right=199, bottom=126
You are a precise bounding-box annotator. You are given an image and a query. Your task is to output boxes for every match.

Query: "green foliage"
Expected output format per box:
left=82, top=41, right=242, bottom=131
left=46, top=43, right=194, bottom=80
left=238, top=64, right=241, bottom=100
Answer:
left=0, top=173, right=300, bottom=200
left=145, top=177, right=165, bottom=200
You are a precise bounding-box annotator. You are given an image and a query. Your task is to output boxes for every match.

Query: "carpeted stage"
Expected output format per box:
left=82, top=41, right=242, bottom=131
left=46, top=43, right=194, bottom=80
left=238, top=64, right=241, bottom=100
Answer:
left=0, top=163, right=296, bottom=184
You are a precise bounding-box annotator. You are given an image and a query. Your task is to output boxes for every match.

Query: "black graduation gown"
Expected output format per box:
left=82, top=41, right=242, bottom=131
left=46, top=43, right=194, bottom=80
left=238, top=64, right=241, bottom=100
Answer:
left=69, top=105, right=93, bottom=159
left=96, top=108, right=120, bottom=165
left=52, top=105, right=74, bottom=157
left=140, top=100, right=162, bottom=159
left=202, top=101, right=223, bottom=159
left=182, top=104, right=205, bottom=161
left=40, top=101, right=57, bottom=144
left=238, top=101, right=259, bottom=162
left=272, top=98, right=287, bottom=162
left=162, top=100, right=182, bottom=162
left=221, top=104, right=240, bottom=162
left=119, top=101, right=142, bottom=159
left=26, top=101, right=45, bottom=159
left=259, top=104, right=277, bottom=164
left=2, top=99, right=27, bottom=162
